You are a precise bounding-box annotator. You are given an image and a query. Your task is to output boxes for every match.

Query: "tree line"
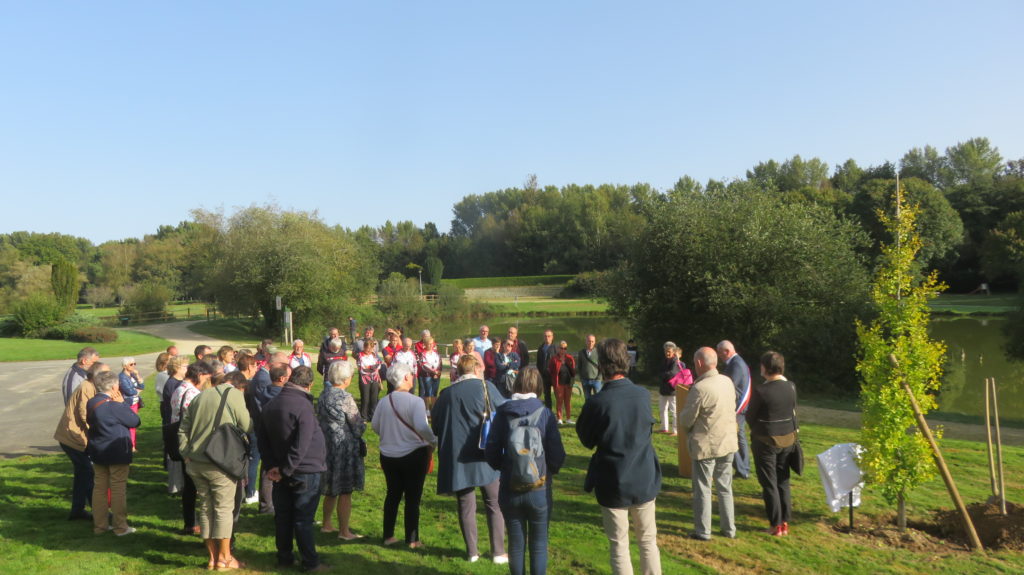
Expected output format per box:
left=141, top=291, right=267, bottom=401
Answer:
left=3, top=137, right=1024, bottom=388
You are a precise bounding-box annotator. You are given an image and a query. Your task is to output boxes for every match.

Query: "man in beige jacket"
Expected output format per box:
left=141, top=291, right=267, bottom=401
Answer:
left=679, top=347, right=738, bottom=540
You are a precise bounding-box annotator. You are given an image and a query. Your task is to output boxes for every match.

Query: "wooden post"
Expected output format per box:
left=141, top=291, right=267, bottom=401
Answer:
left=992, top=378, right=1007, bottom=516
left=888, top=355, right=984, bottom=552
left=985, top=378, right=998, bottom=499
left=676, top=384, right=692, bottom=478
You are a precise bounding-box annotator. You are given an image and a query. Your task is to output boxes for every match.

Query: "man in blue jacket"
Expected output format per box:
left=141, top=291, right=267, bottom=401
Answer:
left=576, top=338, right=662, bottom=575
left=717, top=340, right=752, bottom=479
left=259, top=366, right=328, bottom=572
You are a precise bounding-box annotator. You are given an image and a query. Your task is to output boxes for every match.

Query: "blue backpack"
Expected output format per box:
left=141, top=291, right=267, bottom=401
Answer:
left=506, top=407, right=547, bottom=492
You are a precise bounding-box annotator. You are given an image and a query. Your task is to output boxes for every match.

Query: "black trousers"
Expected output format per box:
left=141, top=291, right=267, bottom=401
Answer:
left=359, top=376, right=381, bottom=421
left=182, top=462, right=197, bottom=529
left=752, top=439, right=795, bottom=527
left=380, top=446, right=431, bottom=543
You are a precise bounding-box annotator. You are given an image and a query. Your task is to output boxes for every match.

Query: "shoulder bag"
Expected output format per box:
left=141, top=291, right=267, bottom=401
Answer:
left=478, top=379, right=495, bottom=451
left=786, top=381, right=804, bottom=476
left=204, top=386, right=251, bottom=480
left=389, top=394, right=434, bottom=473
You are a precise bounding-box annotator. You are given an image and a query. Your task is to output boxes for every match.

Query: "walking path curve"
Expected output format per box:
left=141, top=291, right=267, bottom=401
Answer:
left=0, top=321, right=230, bottom=458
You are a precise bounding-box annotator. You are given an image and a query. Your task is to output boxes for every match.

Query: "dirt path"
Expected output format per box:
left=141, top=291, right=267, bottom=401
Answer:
left=0, top=321, right=230, bottom=458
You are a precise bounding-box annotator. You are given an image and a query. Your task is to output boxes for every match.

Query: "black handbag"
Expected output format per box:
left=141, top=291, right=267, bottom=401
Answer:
left=478, top=379, right=495, bottom=451
left=163, top=394, right=188, bottom=462
left=204, top=386, right=251, bottom=481
left=787, top=380, right=804, bottom=476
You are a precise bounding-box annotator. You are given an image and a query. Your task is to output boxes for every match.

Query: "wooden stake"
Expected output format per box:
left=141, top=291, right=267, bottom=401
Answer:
left=985, top=378, right=998, bottom=499
left=992, top=378, right=1007, bottom=516
left=889, top=355, right=984, bottom=552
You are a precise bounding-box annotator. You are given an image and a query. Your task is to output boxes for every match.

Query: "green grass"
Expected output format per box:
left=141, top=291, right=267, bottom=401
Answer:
left=185, top=318, right=268, bottom=349
left=0, top=330, right=173, bottom=362
left=442, top=275, right=574, bottom=289
left=1, top=378, right=1020, bottom=574
left=487, top=298, right=608, bottom=314
left=930, top=294, right=1018, bottom=315
left=74, top=303, right=214, bottom=321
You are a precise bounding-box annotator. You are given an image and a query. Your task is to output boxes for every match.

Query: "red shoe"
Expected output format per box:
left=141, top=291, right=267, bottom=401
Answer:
left=768, top=524, right=785, bottom=536
left=782, top=522, right=789, bottom=536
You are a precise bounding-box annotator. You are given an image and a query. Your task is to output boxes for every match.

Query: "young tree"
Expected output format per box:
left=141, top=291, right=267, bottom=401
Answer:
left=856, top=186, right=946, bottom=531
left=50, top=258, right=80, bottom=313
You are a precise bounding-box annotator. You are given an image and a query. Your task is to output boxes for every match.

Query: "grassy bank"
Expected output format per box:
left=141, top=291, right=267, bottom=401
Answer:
left=486, top=298, right=608, bottom=315
left=929, top=294, right=1018, bottom=315
left=441, top=275, right=574, bottom=289
left=1, top=379, right=1020, bottom=574
left=0, top=330, right=173, bottom=362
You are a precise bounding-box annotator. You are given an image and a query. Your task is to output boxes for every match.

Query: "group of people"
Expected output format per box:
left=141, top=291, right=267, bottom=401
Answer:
left=52, top=325, right=799, bottom=575
left=662, top=340, right=800, bottom=542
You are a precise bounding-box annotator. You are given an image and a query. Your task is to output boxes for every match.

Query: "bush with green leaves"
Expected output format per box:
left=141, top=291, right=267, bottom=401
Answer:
left=119, top=281, right=172, bottom=316
left=856, top=190, right=945, bottom=528
left=41, top=312, right=99, bottom=340
left=606, top=181, right=871, bottom=390
left=11, top=292, right=67, bottom=337
left=559, top=270, right=608, bottom=298
left=71, top=326, right=118, bottom=343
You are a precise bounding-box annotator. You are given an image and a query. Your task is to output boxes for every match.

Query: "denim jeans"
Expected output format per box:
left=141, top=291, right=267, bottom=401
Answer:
left=418, top=376, right=439, bottom=398
left=272, top=472, right=322, bottom=569
left=581, top=379, right=603, bottom=401
left=60, top=443, right=93, bottom=515
left=502, top=488, right=550, bottom=575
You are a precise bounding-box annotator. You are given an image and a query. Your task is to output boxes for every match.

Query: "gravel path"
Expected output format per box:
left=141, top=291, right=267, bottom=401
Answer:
left=0, top=321, right=230, bottom=458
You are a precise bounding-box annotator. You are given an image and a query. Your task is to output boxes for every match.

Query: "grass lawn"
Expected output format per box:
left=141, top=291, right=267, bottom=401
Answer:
left=486, top=298, right=608, bottom=314
left=74, top=303, right=214, bottom=321
left=930, top=294, right=1018, bottom=315
left=1, top=376, right=1021, bottom=574
left=0, top=330, right=173, bottom=362
left=186, top=318, right=268, bottom=349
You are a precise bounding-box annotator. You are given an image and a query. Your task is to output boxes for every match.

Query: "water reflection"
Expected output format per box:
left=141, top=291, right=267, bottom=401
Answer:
left=930, top=317, right=1023, bottom=418
left=419, top=314, right=1020, bottom=418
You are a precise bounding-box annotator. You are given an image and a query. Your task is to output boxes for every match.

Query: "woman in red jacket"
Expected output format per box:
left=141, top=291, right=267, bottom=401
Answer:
left=547, top=341, right=576, bottom=425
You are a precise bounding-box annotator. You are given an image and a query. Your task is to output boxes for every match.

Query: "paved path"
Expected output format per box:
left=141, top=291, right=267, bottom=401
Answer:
left=0, top=321, right=230, bottom=458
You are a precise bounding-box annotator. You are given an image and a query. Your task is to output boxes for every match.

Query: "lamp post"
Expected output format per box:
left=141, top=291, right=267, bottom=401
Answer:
left=418, top=268, right=423, bottom=298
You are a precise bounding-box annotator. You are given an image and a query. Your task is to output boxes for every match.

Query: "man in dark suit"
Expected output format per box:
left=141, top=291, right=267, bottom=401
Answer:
left=717, top=340, right=752, bottom=479
left=535, top=329, right=556, bottom=409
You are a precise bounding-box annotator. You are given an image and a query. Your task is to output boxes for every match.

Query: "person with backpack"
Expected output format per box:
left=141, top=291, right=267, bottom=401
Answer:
left=485, top=366, right=565, bottom=575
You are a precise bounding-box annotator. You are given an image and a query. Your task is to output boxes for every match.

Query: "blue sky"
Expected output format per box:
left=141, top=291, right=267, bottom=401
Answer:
left=2, top=1, right=1021, bottom=244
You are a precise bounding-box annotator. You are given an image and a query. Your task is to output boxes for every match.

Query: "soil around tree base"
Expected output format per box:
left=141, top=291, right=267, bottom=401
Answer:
left=929, top=501, right=1024, bottom=551
left=828, top=502, right=1024, bottom=553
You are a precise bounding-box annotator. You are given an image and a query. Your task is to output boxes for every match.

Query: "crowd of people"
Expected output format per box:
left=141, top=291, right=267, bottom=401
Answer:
left=51, top=323, right=800, bottom=575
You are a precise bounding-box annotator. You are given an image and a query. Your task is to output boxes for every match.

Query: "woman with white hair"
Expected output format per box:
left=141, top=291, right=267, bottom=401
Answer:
left=289, top=339, right=312, bottom=368
left=372, top=363, right=436, bottom=549
left=118, top=357, right=145, bottom=449
left=318, top=359, right=365, bottom=539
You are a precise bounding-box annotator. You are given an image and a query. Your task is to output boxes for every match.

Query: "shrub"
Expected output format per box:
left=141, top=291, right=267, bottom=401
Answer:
left=84, top=285, right=117, bottom=308
left=70, top=327, right=118, bottom=343
left=119, top=281, right=172, bottom=315
left=559, top=270, right=608, bottom=298
left=41, top=313, right=100, bottom=340
left=11, top=293, right=66, bottom=337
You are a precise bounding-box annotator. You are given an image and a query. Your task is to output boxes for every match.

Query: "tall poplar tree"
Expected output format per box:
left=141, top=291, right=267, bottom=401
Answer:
left=856, top=186, right=946, bottom=531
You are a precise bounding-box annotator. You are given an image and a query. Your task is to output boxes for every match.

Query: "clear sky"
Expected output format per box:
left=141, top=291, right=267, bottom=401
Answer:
left=2, top=1, right=1021, bottom=244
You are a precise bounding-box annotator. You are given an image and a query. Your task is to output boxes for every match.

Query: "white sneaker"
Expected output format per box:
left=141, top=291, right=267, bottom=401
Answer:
left=244, top=494, right=259, bottom=505
left=567, top=418, right=575, bottom=425
left=493, top=555, right=509, bottom=565
left=114, top=527, right=136, bottom=536
left=468, top=555, right=479, bottom=563
left=558, top=419, right=564, bottom=425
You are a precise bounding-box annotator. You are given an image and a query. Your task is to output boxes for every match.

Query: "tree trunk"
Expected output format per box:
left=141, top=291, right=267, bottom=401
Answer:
left=897, top=494, right=907, bottom=533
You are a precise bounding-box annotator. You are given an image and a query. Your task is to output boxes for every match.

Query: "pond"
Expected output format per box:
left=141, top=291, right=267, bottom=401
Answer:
left=398, top=314, right=1021, bottom=420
